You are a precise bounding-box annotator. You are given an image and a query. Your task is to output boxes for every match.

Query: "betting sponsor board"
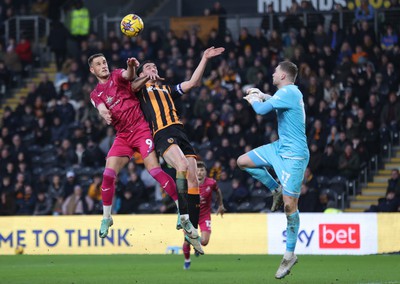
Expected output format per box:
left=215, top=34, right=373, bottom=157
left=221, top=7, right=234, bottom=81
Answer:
left=267, top=213, right=378, bottom=255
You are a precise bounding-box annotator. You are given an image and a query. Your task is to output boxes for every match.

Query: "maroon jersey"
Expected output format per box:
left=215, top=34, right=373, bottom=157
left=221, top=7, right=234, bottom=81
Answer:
left=199, top=177, right=219, bottom=219
left=90, top=69, right=143, bottom=133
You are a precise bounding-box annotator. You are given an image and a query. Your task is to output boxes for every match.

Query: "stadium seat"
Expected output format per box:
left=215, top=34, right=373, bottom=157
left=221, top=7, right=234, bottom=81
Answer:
left=32, top=167, right=44, bottom=176
left=22, top=132, right=35, bottom=145
left=31, top=155, right=43, bottom=167
left=28, top=144, right=42, bottom=155
left=249, top=189, right=268, bottom=212
left=320, top=188, right=339, bottom=209
left=251, top=189, right=269, bottom=198
left=43, top=167, right=65, bottom=178
left=75, top=167, right=95, bottom=181
left=316, top=175, right=330, bottom=190
left=328, top=176, right=347, bottom=210
left=138, top=202, right=156, bottom=214
left=236, top=201, right=252, bottom=212
left=41, top=144, right=57, bottom=154
left=41, top=153, right=58, bottom=166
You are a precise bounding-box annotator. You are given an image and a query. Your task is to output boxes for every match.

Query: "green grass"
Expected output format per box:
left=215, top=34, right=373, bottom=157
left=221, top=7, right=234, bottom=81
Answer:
left=0, top=254, right=399, bottom=284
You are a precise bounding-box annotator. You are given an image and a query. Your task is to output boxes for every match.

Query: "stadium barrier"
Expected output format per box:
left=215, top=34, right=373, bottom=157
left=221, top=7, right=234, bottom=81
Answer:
left=0, top=213, right=399, bottom=255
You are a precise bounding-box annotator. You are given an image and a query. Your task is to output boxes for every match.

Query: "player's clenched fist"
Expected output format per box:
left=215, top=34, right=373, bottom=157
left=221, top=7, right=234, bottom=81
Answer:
left=127, top=57, right=140, bottom=68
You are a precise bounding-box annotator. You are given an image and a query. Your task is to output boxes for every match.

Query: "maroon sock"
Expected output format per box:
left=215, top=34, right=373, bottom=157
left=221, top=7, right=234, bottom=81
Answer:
left=149, top=167, right=178, bottom=201
left=183, top=241, right=191, bottom=260
left=101, top=168, right=116, bottom=206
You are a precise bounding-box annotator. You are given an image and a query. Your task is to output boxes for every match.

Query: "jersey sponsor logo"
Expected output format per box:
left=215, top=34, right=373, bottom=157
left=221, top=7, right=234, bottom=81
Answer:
left=146, top=85, right=168, bottom=94
left=97, top=91, right=103, bottom=97
left=319, top=224, right=360, bottom=249
left=109, top=99, right=121, bottom=109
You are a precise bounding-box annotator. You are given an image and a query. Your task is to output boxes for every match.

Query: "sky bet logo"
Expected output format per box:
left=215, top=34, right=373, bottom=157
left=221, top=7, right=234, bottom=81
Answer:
left=319, top=224, right=360, bottom=249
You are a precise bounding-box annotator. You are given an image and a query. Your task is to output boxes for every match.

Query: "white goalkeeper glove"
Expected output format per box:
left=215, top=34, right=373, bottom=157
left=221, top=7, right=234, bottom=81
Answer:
left=247, top=88, right=272, bottom=101
left=243, top=93, right=262, bottom=105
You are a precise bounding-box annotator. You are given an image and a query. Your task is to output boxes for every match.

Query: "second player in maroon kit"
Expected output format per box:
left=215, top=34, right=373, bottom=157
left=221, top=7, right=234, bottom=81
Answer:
left=183, top=160, right=226, bottom=269
left=88, top=54, right=182, bottom=238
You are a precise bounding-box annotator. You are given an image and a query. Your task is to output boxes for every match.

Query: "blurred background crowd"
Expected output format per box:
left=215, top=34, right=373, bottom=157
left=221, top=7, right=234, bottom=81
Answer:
left=1, top=0, right=400, bottom=216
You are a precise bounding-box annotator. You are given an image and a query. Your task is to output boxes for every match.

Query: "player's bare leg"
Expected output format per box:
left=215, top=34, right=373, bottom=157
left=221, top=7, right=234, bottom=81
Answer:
left=195, top=231, right=210, bottom=257
left=275, top=195, right=299, bottom=279
left=186, top=157, right=203, bottom=254
left=99, top=156, right=129, bottom=238
left=163, top=146, right=199, bottom=239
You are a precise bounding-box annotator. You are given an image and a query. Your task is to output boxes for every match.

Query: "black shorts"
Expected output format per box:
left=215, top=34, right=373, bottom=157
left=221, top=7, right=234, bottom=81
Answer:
left=154, top=124, right=197, bottom=157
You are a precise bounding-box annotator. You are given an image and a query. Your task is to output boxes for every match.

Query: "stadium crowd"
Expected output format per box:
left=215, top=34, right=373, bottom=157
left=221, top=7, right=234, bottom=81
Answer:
left=1, top=0, right=400, bottom=215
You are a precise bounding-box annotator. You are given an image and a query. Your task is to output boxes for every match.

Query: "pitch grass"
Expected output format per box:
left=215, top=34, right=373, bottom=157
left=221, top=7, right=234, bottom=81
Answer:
left=0, top=254, right=399, bottom=284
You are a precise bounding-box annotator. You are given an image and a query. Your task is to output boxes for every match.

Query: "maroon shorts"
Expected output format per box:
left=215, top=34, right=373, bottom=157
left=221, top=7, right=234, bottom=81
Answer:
left=199, top=215, right=211, bottom=233
left=107, top=118, right=154, bottom=160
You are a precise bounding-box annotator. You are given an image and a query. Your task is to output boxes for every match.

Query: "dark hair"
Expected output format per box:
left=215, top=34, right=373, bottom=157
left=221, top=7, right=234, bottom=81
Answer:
left=197, top=160, right=206, bottom=169
left=137, top=60, right=154, bottom=75
left=88, top=53, right=105, bottom=66
left=278, top=61, right=298, bottom=82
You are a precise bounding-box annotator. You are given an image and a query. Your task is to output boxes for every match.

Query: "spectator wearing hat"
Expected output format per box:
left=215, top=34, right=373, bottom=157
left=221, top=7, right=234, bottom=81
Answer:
left=63, top=170, right=78, bottom=199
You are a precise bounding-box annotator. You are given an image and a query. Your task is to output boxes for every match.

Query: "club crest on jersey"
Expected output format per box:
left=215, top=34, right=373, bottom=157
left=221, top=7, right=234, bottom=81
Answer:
left=106, top=96, right=113, bottom=104
left=167, top=138, right=174, bottom=144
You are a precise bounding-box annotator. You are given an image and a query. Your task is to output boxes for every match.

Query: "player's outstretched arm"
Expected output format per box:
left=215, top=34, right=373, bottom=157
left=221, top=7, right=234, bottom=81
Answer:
left=131, top=75, right=150, bottom=92
left=216, top=188, right=226, bottom=217
left=180, top=46, right=225, bottom=93
left=131, top=74, right=164, bottom=92
left=122, top=57, right=139, bottom=81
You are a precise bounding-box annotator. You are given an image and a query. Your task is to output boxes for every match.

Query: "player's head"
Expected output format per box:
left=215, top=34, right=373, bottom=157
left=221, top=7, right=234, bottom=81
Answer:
left=197, top=160, right=207, bottom=183
left=137, top=60, right=158, bottom=77
left=273, top=61, right=298, bottom=87
left=88, top=53, right=109, bottom=79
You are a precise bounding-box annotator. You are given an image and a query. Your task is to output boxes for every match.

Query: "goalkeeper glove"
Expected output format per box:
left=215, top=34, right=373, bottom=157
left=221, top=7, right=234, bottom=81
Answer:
left=247, top=88, right=272, bottom=101
left=243, top=94, right=262, bottom=105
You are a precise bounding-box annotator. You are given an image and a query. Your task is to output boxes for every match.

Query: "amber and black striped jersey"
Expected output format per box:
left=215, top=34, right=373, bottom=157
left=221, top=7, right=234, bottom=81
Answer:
left=137, top=82, right=184, bottom=135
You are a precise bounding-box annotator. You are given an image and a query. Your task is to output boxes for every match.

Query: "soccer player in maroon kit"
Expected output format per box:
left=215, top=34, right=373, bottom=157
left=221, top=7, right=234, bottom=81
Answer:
left=183, top=160, right=226, bottom=269
left=88, top=54, right=192, bottom=238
